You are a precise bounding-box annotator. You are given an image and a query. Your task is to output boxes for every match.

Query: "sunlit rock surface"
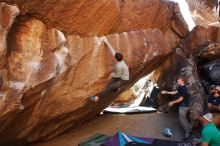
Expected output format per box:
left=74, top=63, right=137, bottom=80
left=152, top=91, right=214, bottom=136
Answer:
left=0, top=0, right=190, bottom=144
left=0, top=2, right=19, bottom=69
left=114, top=89, right=136, bottom=104
left=0, top=19, right=174, bottom=144
left=171, top=3, right=189, bottom=37
left=186, top=0, right=220, bottom=27
left=0, top=0, right=189, bottom=36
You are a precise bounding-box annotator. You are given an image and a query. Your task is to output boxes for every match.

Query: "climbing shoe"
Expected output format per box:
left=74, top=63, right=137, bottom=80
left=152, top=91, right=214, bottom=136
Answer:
left=88, top=96, right=98, bottom=102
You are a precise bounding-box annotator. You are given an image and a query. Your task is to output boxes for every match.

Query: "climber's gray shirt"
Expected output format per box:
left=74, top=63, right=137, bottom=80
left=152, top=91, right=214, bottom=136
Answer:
left=111, top=61, right=129, bottom=81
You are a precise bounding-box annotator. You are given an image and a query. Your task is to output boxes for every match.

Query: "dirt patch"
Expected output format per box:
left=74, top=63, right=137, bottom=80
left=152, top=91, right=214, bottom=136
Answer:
left=32, top=113, right=184, bottom=146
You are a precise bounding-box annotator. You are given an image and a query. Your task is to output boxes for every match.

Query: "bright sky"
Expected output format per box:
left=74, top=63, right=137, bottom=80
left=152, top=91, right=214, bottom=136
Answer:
left=170, top=0, right=196, bottom=30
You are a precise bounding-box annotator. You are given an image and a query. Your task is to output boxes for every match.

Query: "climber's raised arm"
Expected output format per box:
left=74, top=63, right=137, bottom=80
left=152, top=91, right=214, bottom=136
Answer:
left=102, top=37, right=116, bottom=57
left=88, top=37, right=129, bottom=102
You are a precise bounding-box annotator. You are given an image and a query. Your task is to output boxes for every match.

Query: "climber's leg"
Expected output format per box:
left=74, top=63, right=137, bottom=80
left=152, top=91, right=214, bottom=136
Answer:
left=89, top=78, right=127, bottom=101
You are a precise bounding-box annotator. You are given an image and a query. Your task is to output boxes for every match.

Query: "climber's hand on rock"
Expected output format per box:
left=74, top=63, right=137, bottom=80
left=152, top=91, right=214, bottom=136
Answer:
left=101, top=36, right=108, bottom=42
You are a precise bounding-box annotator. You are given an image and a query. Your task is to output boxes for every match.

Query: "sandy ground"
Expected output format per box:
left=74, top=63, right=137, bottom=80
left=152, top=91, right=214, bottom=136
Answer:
left=31, top=113, right=184, bottom=146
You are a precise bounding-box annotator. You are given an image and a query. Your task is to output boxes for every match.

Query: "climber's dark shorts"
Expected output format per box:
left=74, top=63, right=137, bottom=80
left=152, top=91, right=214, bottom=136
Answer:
left=98, top=77, right=128, bottom=99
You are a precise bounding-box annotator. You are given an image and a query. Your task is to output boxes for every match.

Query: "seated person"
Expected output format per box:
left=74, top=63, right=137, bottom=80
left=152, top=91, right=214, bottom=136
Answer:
left=205, top=85, right=216, bottom=112
left=207, top=85, right=220, bottom=113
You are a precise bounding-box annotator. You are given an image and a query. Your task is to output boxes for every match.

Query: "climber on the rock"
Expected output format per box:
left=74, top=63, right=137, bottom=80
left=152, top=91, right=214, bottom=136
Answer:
left=89, top=37, right=129, bottom=101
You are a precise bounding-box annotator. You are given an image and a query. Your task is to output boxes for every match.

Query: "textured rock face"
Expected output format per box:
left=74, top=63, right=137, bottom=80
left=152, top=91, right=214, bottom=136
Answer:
left=0, top=0, right=190, bottom=144
left=0, top=2, right=19, bottom=69
left=187, top=0, right=219, bottom=27
left=0, top=0, right=188, bottom=37
left=114, top=89, right=136, bottom=104
left=204, top=0, right=219, bottom=9
left=171, top=3, right=189, bottom=38
left=0, top=18, right=172, bottom=144
left=183, top=26, right=220, bottom=55
left=198, top=42, right=220, bottom=60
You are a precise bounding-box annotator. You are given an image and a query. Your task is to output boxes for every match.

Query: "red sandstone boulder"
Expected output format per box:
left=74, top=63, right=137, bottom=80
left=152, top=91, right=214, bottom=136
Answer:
left=1, top=0, right=189, bottom=37
left=198, top=42, right=220, bottom=60
left=187, top=0, right=219, bottom=27
left=114, top=89, right=136, bottom=104
left=183, top=26, right=220, bottom=55
left=0, top=0, right=189, bottom=144
left=0, top=17, right=172, bottom=143
left=0, top=2, right=19, bottom=69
